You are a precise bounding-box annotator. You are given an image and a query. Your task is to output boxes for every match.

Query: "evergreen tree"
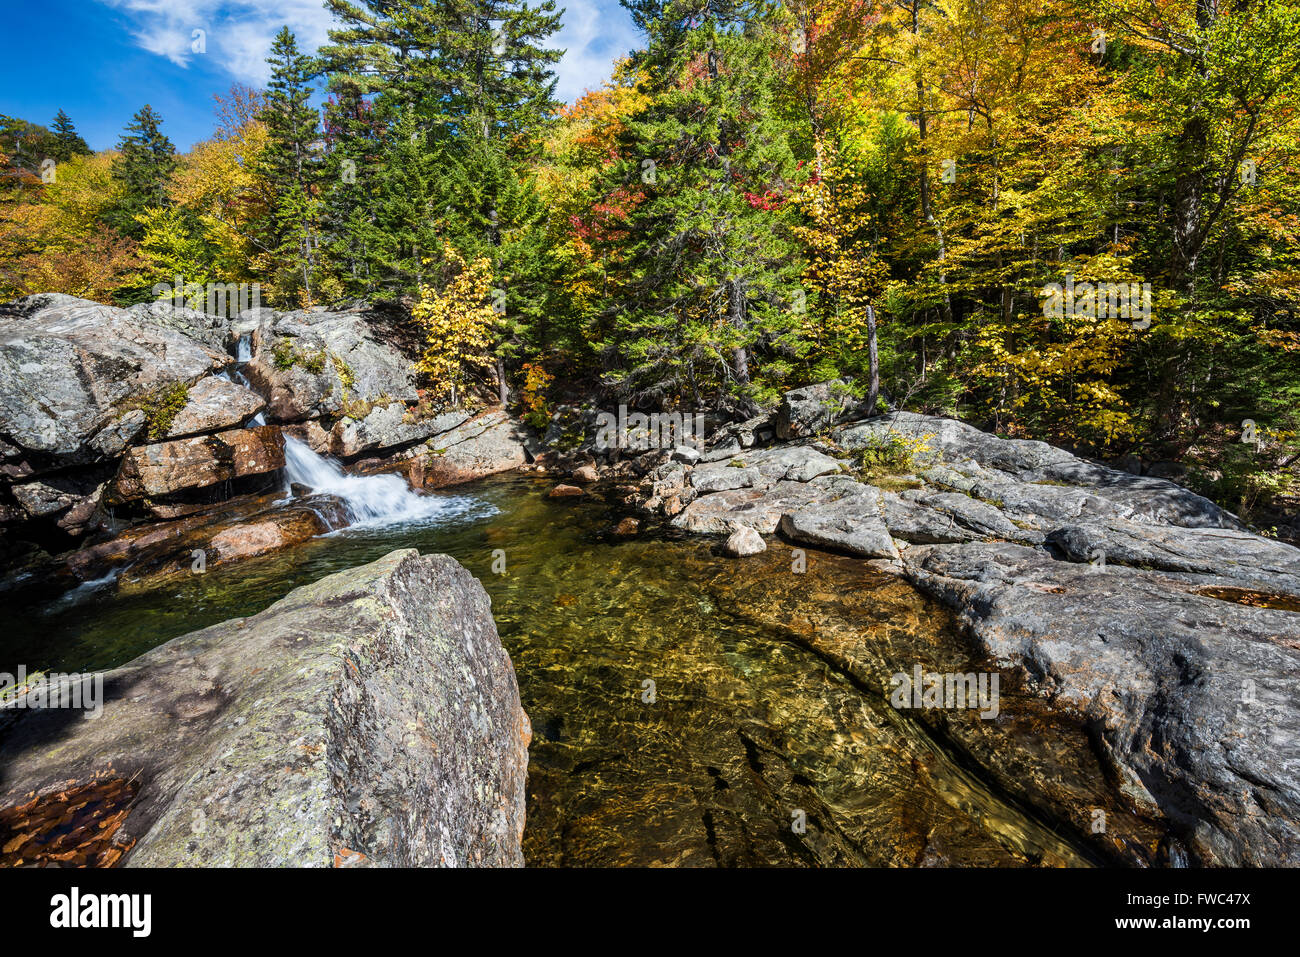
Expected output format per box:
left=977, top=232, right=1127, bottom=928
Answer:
left=49, top=110, right=90, bottom=161
left=255, top=27, right=325, bottom=305
left=108, top=105, right=177, bottom=238
left=319, top=77, right=383, bottom=296
left=599, top=1, right=805, bottom=412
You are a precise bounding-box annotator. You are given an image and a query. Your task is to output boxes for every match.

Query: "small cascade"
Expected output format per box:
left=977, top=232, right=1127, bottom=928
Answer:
left=281, top=437, right=444, bottom=526
left=228, top=332, right=266, bottom=427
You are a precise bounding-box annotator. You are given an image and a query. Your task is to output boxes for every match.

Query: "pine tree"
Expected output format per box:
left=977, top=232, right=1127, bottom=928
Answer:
left=598, top=1, right=806, bottom=412
left=321, top=0, right=562, bottom=146
left=255, top=27, right=324, bottom=305
left=108, top=105, right=177, bottom=239
left=49, top=110, right=90, bottom=161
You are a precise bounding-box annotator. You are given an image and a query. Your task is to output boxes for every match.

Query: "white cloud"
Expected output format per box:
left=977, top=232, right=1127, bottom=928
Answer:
left=100, top=0, right=335, bottom=83
left=101, top=0, right=641, bottom=102
left=550, top=0, right=641, bottom=102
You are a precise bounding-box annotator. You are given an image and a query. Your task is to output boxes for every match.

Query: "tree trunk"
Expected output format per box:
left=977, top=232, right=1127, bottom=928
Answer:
left=866, top=304, right=880, bottom=414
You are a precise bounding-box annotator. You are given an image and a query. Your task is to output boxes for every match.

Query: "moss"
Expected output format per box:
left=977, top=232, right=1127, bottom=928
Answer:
left=331, top=352, right=357, bottom=392
left=138, top=382, right=191, bottom=440
left=301, top=349, right=327, bottom=375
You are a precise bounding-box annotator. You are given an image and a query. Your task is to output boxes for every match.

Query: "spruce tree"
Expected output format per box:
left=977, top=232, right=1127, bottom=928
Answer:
left=108, top=105, right=176, bottom=238
left=599, top=1, right=805, bottom=412
left=256, top=27, right=324, bottom=305
left=49, top=110, right=89, bottom=161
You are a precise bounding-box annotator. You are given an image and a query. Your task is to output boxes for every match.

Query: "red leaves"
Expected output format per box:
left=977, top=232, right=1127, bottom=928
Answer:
left=744, top=189, right=786, bottom=210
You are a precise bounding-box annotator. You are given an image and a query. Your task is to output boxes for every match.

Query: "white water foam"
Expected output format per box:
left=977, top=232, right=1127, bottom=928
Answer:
left=282, top=436, right=451, bottom=527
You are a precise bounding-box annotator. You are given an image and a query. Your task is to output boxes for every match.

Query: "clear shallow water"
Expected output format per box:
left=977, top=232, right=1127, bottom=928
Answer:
left=4, top=473, right=1167, bottom=866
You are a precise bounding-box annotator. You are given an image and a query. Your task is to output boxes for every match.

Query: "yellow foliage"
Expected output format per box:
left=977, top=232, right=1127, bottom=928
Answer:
left=0, top=150, right=143, bottom=301
left=411, top=244, right=499, bottom=406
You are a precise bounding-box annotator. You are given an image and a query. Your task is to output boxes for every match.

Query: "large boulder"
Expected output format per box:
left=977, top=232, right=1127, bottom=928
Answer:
left=773, top=380, right=870, bottom=440
left=0, top=295, right=229, bottom=473
left=111, top=426, right=285, bottom=516
left=0, top=549, right=531, bottom=867
left=412, top=411, right=531, bottom=488
left=903, top=542, right=1300, bottom=867
left=331, top=406, right=470, bottom=458
left=160, top=376, right=265, bottom=439
left=242, top=308, right=419, bottom=424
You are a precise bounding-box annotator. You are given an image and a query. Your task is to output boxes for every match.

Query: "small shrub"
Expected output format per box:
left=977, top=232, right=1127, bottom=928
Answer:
left=271, top=338, right=296, bottom=370
left=853, top=430, right=932, bottom=479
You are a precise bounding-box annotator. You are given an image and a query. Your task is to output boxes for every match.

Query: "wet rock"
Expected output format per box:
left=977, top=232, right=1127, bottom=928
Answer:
left=571, top=464, right=600, bottom=485
left=111, top=426, right=285, bottom=502
left=62, top=494, right=349, bottom=586
left=614, top=517, right=640, bottom=537
left=549, top=484, right=583, bottom=498
left=723, top=526, right=766, bottom=557
left=903, top=542, right=1300, bottom=867
left=0, top=550, right=531, bottom=867
left=161, top=376, right=266, bottom=439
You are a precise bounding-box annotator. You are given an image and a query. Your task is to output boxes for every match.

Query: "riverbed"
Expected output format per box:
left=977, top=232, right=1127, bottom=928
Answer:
left=5, top=472, right=1169, bottom=866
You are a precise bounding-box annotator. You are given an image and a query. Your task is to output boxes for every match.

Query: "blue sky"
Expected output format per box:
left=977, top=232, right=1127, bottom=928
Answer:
left=0, top=0, right=642, bottom=152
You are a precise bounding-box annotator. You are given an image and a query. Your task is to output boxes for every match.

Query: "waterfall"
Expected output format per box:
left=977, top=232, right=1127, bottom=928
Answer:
left=282, top=436, right=444, bottom=526
left=227, top=333, right=267, bottom=426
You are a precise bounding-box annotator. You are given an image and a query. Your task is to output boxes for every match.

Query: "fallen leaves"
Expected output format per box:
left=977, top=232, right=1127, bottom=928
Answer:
left=0, top=776, right=139, bottom=868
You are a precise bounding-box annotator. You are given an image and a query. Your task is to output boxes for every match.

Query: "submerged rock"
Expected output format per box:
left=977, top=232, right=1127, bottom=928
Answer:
left=723, top=526, right=766, bottom=557
left=0, top=549, right=531, bottom=867
left=655, top=386, right=1300, bottom=865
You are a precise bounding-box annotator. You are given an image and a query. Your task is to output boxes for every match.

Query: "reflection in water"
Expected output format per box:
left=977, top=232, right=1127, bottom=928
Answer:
left=4, top=474, right=1167, bottom=866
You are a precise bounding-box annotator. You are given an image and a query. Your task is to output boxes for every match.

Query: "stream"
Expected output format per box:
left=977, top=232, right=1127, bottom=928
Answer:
left=4, top=451, right=1170, bottom=866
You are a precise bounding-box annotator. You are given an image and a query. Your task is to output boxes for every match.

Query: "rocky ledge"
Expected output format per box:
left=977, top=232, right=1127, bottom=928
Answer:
left=0, top=293, right=534, bottom=575
left=0, top=550, right=530, bottom=867
left=554, top=387, right=1300, bottom=866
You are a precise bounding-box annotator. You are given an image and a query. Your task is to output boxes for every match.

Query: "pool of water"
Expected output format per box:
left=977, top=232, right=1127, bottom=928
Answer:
left=3, top=473, right=1169, bottom=866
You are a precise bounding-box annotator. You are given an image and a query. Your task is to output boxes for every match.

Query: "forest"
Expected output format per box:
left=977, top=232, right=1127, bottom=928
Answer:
left=3, top=0, right=1299, bottom=521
